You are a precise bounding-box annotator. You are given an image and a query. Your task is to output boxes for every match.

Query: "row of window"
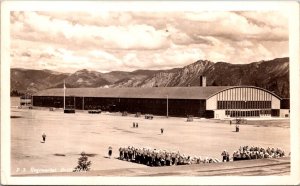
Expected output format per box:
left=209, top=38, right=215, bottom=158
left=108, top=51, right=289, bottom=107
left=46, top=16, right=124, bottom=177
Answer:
left=217, top=101, right=271, bottom=109
left=225, top=110, right=271, bottom=117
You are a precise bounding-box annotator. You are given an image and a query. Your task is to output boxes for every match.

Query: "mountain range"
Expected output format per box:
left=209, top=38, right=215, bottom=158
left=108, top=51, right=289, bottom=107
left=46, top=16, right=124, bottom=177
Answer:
left=10, top=57, right=289, bottom=98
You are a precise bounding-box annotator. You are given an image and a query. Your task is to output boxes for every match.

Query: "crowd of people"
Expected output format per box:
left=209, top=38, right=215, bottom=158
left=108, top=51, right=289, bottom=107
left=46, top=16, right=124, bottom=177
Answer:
left=232, top=146, right=285, bottom=161
left=118, top=146, right=220, bottom=167
left=116, top=145, right=286, bottom=166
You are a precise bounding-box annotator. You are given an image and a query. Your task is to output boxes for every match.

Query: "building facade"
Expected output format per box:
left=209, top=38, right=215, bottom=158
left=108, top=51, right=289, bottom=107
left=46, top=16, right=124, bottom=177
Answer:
left=32, top=85, right=287, bottom=119
left=206, top=87, right=281, bottom=119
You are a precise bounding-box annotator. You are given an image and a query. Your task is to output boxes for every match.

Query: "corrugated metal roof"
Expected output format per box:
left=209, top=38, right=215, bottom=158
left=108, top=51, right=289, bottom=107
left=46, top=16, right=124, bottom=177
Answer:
left=33, top=86, right=233, bottom=100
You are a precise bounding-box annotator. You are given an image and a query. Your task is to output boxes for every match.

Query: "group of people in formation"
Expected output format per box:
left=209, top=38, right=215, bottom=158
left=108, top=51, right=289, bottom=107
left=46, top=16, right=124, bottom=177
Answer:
left=232, top=146, right=285, bottom=161
left=118, top=146, right=220, bottom=167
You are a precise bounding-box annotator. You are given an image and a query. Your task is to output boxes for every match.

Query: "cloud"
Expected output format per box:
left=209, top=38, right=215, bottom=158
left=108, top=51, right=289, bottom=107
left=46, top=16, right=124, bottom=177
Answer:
left=21, top=52, right=31, bottom=57
left=10, top=11, right=288, bottom=73
left=11, top=12, right=171, bottom=51
left=39, top=53, right=54, bottom=59
left=170, top=11, right=287, bottom=43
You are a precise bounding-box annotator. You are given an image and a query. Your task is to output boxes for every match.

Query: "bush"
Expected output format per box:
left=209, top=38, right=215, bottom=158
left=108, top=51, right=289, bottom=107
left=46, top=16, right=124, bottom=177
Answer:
left=73, top=152, right=92, bottom=172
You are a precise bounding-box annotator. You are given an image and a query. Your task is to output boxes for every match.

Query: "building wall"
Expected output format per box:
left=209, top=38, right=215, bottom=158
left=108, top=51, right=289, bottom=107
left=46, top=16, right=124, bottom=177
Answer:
left=280, top=109, right=290, bottom=118
left=206, top=95, right=217, bottom=110
left=32, top=96, right=207, bottom=117
left=206, top=87, right=281, bottom=119
left=32, top=86, right=283, bottom=119
left=214, top=110, right=226, bottom=119
left=271, top=96, right=280, bottom=109
left=207, top=87, right=280, bottom=109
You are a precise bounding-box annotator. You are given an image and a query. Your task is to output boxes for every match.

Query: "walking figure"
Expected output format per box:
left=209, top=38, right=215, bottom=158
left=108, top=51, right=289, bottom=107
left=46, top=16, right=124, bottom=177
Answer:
left=161, top=128, right=164, bottom=134
left=108, top=146, right=113, bottom=158
left=133, top=122, right=135, bottom=128
left=136, top=123, right=138, bottom=128
left=42, top=133, right=46, bottom=143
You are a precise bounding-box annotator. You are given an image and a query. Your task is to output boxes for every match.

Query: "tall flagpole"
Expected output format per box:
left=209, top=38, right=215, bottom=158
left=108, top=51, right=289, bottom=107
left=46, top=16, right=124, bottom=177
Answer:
left=63, top=80, right=66, bottom=110
left=167, top=94, right=169, bottom=118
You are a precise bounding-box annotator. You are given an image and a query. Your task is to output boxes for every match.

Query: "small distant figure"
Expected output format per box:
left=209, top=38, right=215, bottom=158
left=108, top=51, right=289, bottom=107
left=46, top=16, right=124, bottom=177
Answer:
left=136, top=123, right=138, bottom=128
left=133, top=122, right=135, bottom=128
left=226, top=151, right=230, bottom=162
left=236, top=125, right=240, bottom=132
left=42, top=133, right=46, bottom=143
left=108, top=146, right=113, bottom=158
left=161, top=128, right=164, bottom=134
left=221, top=150, right=227, bottom=162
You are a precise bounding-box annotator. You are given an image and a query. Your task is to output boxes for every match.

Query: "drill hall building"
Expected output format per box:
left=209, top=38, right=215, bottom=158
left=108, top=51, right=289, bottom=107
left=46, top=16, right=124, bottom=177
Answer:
left=31, top=77, right=289, bottom=119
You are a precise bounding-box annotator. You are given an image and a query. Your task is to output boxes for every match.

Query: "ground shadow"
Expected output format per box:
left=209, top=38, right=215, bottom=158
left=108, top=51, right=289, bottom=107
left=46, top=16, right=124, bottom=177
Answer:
left=83, top=153, right=97, bottom=157
left=54, top=153, right=66, bottom=157
left=11, top=116, right=22, bottom=118
left=103, top=156, right=112, bottom=159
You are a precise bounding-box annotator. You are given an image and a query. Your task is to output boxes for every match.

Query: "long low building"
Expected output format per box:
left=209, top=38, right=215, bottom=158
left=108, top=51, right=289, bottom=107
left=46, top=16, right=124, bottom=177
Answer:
left=32, top=84, right=289, bottom=119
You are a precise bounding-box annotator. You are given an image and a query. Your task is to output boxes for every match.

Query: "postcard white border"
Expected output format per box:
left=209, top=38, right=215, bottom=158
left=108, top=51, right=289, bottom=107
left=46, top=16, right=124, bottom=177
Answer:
left=1, top=1, right=299, bottom=185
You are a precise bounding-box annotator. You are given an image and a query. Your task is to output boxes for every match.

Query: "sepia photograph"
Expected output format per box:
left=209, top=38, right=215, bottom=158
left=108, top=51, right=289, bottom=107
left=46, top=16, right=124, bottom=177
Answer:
left=1, top=1, right=300, bottom=185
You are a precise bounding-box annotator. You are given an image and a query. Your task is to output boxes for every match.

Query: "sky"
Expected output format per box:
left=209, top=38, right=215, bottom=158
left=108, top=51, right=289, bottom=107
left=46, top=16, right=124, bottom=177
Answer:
left=10, top=11, right=288, bottom=73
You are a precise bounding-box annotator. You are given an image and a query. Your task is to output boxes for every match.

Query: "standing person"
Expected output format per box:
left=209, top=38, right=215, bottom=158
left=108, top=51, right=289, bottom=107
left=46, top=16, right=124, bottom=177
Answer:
left=236, top=124, right=239, bottom=132
left=42, top=133, right=46, bottom=143
left=166, top=153, right=171, bottom=166
left=108, top=146, right=113, bottom=158
left=133, top=122, right=135, bottom=128
left=119, top=147, right=123, bottom=160
left=232, top=151, right=237, bottom=161
left=161, top=128, right=164, bottom=134
left=128, top=147, right=133, bottom=161
left=124, top=148, right=128, bottom=161
left=221, top=150, right=227, bottom=162
left=136, top=123, right=138, bottom=128
left=226, top=151, right=230, bottom=162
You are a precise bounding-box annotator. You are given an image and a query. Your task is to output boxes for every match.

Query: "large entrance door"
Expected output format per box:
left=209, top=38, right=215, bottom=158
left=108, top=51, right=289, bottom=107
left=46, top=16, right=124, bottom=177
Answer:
left=271, top=109, right=280, bottom=117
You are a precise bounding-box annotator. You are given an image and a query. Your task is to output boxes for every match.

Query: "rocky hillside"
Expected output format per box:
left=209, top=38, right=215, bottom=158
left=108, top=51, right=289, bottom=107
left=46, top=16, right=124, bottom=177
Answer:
left=10, top=57, right=289, bottom=98
left=112, top=57, right=289, bottom=98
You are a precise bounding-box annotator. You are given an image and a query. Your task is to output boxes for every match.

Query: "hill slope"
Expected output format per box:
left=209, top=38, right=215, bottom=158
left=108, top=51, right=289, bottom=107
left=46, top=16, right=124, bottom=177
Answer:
left=112, top=57, right=289, bottom=98
left=10, top=57, right=289, bottom=98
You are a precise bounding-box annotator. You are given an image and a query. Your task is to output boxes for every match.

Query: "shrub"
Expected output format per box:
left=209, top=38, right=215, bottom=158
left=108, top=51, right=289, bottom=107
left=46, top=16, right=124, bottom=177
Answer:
left=73, top=152, right=92, bottom=172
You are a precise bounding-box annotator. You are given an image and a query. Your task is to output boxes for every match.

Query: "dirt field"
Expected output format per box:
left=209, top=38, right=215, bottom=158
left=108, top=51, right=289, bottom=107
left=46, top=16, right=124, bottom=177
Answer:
left=10, top=97, right=290, bottom=176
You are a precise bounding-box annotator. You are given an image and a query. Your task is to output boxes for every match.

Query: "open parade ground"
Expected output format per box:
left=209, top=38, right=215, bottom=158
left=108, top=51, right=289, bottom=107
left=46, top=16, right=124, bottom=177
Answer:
left=10, top=98, right=290, bottom=176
